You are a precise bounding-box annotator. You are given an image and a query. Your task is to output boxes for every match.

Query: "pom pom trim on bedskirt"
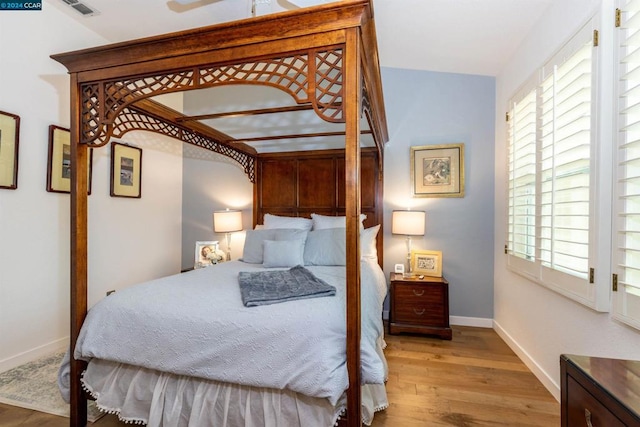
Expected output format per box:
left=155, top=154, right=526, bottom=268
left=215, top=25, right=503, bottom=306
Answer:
left=80, top=359, right=388, bottom=427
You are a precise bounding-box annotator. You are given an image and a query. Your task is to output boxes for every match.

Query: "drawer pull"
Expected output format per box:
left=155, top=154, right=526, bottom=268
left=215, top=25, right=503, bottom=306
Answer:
left=412, top=289, right=425, bottom=296
left=413, top=308, right=426, bottom=316
left=584, top=408, right=593, bottom=427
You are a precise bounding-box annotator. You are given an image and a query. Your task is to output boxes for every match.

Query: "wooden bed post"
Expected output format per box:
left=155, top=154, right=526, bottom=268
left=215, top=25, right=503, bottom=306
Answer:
left=69, top=73, right=89, bottom=427
left=49, top=4, right=388, bottom=426
left=344, top=28, right=363, bottom=427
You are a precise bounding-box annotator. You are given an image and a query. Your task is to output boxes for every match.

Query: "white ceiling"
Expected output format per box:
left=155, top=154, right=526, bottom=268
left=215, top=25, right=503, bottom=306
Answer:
left=50, top=0, right=554, bottom=76
left=48, top=0, right=554, bottom=153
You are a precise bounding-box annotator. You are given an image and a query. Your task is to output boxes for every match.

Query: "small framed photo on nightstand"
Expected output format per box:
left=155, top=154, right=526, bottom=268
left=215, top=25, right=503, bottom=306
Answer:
left=194, top=241, right=224, bottom=268
left=411, top=250, right=442, bottom=277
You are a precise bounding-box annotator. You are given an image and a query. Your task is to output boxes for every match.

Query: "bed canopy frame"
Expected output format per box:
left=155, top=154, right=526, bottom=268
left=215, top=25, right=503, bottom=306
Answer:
left=51, top=1, right=388, bottom=426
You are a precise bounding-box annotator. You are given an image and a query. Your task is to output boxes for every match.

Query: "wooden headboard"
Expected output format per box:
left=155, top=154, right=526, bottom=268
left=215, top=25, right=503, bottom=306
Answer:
left=254, top=147, right=383, bottom=266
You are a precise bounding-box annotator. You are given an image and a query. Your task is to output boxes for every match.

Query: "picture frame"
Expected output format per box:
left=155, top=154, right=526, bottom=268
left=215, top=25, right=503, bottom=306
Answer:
left=0, top=110, right=20, bottom=190
left=110, top=141, right=142, bottom=198
left=46, top=125, right=93, bottom=194
left=411, top=143, right=465, bottom=197
left=194, top=240, right=223, bottom=268
left=411, top=250, right=443, bottom=277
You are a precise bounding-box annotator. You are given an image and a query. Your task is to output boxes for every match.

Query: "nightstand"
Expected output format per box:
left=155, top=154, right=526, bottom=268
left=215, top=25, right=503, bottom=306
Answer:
left=388, top=272, right=452, bottom=340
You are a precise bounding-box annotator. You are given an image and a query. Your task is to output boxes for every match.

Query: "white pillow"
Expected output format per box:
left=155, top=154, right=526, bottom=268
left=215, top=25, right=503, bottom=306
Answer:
left=263, top=213, right=313, bottom=231
left=275, top=229, right=308, bottom=241
left=241, top=229, right=308, bottom=263
left=311, top=213, right=367, bottom=230
left=304, top=228, right=346, bottom=266
left=360, top=225, right=380, bottom=261
left=263, top=239, right=305, bottom=268
left=302, top=225, right=380, bottom=265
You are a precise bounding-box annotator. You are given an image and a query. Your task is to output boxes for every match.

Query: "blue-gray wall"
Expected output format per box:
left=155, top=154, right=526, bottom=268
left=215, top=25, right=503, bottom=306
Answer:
left=182, top=67, right=496, bottom=322
left=381, top=67, right=496, bottom=321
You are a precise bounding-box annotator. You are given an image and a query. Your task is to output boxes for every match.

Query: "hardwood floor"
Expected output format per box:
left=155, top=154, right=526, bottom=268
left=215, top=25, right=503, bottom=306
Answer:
left=0, top=326, right=559, bottom=426
left=373, top=326, right=559, bottom=426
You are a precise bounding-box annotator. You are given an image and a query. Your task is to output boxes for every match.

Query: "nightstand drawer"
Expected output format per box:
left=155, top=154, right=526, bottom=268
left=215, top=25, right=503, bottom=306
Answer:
left=566, top=376, right=625, bottom=427
left=394, top=302, right=445, bottom=325
left=393, top=282, right=445, bottom=302
left=393, top=283, right=446, bottom=325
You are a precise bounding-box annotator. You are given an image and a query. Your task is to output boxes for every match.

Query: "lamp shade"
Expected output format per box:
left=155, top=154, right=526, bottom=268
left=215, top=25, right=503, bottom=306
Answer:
left=391, top=210, right=425, bottom=236
left=213, top=210, right=243, bottom=233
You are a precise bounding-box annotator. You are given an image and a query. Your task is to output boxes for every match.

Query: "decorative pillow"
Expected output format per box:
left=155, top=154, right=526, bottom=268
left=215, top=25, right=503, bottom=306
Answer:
left=263, top=239, right=305, bottom=268
left=360, top=224, right=381, bottom=261
left=263, top=213, right=313, bottom=231
left=241, top=229, right=308, bottom=263
left=304, top=228, right=346, bottom=266
left=303, top=225, right=380, bottom=265
left=311, top=213, right=367, bottom=230
left=241, top=229, right=277, bottom=263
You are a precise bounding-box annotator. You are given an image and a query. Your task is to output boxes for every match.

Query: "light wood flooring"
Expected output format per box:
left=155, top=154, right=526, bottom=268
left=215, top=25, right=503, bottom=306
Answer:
left=0, top=326, right=559, bottom=426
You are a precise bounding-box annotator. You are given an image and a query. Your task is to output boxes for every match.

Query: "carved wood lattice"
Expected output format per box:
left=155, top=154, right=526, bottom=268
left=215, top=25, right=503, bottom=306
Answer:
left=314, top=49, right=344, bottom=122
left=79, top=47, right=345, bottom=146
left=199, top=54, right=309, bottom=102
left=361, top=81, right=379, bottom=150
left=114, top=107, right=256, bottom=182
left=77, top=48, right=348, bottom=182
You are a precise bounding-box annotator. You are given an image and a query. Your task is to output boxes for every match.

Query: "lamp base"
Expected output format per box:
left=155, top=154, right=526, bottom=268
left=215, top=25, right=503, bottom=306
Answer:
left=225, top=232, right=232, bottom=261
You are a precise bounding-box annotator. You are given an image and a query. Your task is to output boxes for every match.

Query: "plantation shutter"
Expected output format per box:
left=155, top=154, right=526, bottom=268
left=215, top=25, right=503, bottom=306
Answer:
left=506, top=16, right=601, bottom=307
left=539, top=30, right=594, bottom=285
left=614, top=0, right=640, bottom=329
left=507, top=88, right=537, bottom=262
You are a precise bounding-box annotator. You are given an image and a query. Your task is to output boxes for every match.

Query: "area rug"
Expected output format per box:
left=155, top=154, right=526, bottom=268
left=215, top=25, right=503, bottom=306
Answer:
left=0, top=350, right=104, bottom=422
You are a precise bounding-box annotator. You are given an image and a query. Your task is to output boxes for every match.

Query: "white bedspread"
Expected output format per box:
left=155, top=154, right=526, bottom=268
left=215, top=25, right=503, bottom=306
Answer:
left=72, top=259, right=387, bottom=405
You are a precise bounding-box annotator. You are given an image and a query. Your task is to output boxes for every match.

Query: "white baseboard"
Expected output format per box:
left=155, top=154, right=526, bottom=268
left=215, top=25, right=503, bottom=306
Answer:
left=493, top=320, right=560, bottom=401
left=450, top=315, right=493, bottom=328
left=383, top=312, right=493, bottom=328
left=0, top=337, right=69, bottom=373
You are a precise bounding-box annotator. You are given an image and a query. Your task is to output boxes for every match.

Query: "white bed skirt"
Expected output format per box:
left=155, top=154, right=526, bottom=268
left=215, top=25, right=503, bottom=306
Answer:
left=81, top=359, right=388, bottom=426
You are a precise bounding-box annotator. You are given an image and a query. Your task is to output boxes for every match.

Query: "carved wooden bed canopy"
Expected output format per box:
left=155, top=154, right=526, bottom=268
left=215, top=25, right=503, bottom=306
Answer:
left=51, top=1, right=388, bottom=426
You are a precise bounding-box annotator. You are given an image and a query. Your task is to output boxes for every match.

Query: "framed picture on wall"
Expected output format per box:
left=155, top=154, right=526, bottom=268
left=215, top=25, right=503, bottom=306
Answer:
left=46, top=125, right=93, bottom=194
left=110, top=141, right=142, bottom=198
left=0, top=110, right=20, bottom=190
left=411, top=249, right=443, bottom=277
left=411, top=143, right=465, bottom=198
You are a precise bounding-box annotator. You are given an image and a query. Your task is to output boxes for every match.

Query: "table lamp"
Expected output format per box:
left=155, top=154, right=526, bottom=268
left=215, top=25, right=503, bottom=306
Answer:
left=213, top=209, right=243, bottom=261
left=391, top=210, right=426, bottom=277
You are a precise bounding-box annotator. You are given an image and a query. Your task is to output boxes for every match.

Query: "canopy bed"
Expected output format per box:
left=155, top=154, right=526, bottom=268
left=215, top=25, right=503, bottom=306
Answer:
left=50, top=1, right=389, bottom=426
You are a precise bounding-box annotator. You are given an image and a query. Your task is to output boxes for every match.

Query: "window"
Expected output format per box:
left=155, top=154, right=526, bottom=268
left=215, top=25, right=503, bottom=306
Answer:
left=507, top=86, right=537, bottom=264
left=614, top=0, right=640, bottom=329
left=506, top=16, right=604, bottom=309
left=539, top=41, right=593, bottom=281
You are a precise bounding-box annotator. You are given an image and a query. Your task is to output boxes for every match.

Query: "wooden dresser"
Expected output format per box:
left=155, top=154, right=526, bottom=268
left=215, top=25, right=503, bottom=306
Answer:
left=560, top=354, right=640, bottom=426
left=388, top=272, right=452, bottom=340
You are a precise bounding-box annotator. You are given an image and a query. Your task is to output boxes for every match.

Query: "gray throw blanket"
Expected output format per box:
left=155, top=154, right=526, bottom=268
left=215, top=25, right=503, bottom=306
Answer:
left=238, top=265, right=336, bottom=307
